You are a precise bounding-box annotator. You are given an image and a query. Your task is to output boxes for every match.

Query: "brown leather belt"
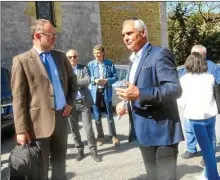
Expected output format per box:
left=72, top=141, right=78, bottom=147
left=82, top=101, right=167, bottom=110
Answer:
left=97, top=88, right=104, bottom=93
left=75, top=99, right=84, bottom=105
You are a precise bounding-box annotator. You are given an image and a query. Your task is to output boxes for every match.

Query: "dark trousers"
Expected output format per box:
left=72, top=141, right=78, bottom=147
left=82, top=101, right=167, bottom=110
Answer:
left=92, top=90, right=116, bottom=138
left=139, top=143, right=178, bottom=180
left=36, top=110, right=68, bottom=180
left=68, top=102, right=96, bottom=153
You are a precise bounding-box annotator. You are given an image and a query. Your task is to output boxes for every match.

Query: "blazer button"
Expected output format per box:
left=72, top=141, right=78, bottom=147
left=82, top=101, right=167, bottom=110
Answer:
left=51, top=94, right=54, bottom=97
left=52, top=108, right=55, bottom=111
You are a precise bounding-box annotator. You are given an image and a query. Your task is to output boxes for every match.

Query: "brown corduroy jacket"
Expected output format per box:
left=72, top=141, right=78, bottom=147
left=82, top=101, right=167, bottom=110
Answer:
left=11, top=48, right=78, bottom=139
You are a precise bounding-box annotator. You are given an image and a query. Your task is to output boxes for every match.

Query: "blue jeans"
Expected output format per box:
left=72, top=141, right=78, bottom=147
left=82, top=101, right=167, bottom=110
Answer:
left=190, top=117, right=219, bottom=180
left=184, top=118, right=216, bottom=153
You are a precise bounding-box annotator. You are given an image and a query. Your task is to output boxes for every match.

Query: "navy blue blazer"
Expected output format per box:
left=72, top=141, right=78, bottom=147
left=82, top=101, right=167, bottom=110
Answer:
left=128, top=43, right=184, bottom=146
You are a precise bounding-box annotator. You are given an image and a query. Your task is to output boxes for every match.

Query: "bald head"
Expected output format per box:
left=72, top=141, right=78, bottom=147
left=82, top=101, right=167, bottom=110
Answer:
left=66, top=49, right=78, bottom=67
left=191, top=45, right=207, bottom=57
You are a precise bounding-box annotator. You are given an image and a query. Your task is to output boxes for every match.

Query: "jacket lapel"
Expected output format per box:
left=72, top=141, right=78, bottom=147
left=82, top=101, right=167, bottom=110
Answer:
left=30, top=48, right=50, bottom=81
left=103, top=60, right=107, bottom=78
left=133, top=44, right=152, bottom=85
left=51, top=50, right=64, bottom=84
left=76, top=65, right=81, bottom=76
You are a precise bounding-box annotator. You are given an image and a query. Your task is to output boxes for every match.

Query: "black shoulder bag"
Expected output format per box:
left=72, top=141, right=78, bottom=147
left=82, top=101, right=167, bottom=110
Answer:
left=8, top=142, right=44, bottom=180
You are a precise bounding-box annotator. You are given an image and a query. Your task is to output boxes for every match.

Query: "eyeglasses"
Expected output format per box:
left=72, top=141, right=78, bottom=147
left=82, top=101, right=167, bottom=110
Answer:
left=67, top=55, right=77, bottom=59
left=39, top=32, right=57, bottom=38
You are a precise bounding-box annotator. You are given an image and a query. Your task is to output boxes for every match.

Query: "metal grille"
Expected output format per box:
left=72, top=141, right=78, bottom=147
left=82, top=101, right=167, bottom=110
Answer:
left=35, top=1, right=56, bottom=27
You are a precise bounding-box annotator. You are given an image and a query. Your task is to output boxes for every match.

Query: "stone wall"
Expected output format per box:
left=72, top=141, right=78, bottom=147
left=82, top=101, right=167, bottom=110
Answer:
left=1, top=1, right=102, bottom=70
left=99, top=2, right=163, bottom=64
left=1, top=2, right=167, bottom=70
left=1, top=2, right=32, bottom=70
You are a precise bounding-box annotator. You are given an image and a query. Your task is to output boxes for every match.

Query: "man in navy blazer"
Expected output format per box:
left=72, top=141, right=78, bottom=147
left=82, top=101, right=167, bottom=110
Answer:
left=116, top=17, right=184, bottom=180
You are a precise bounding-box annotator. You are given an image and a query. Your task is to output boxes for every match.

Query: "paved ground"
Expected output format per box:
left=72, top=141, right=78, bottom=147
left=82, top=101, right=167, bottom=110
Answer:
left=1, top=108, right=220, bottom=180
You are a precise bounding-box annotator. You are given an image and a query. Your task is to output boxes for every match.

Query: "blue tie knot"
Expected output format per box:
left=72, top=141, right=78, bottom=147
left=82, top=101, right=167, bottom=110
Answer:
left=40, top=52, right=50, bottom=63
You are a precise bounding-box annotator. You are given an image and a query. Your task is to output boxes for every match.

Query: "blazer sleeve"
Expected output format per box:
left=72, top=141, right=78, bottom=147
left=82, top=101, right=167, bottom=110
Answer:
left=63, top=54, right=78, bottom=105
left=138, top=48, right=182, bottom=105
left=87, top=63, right=96, bottom=85
left=77, top=65, right=90, bottom=87
left=106, top=63, right=118, bottom=85
left=208, top=61, right=220, bottom=84
left=11, top=56, right=29, bottom=133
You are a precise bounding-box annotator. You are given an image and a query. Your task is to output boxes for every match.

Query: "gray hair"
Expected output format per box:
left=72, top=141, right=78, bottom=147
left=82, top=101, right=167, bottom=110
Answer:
left=123, top=17, right=148, bottom=39
left=191, top=44, right=207, bottom=57
left=30, top=19, right=51, bottom=39
left=66, top=49, right=78, bottom=55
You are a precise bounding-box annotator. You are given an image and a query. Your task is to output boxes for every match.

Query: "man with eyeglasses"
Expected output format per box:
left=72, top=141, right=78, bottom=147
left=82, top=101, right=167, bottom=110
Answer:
left=11, top=19, right=78, bottom=180
left=66, top=49, right=102, bottom=162
left=115, top=17, right=184, bottom=180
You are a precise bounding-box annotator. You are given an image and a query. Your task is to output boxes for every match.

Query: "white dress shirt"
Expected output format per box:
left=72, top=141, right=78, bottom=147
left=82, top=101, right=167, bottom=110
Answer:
left=129, top=42, right=149, bottom=84
left=98, top=62, right=104, bottom=88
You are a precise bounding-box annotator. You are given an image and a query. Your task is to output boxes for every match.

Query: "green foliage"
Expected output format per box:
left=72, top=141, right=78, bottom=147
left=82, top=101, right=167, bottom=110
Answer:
left=201, top=32, right=220, bottom=63
left=168, top=2, right=220, bottom=65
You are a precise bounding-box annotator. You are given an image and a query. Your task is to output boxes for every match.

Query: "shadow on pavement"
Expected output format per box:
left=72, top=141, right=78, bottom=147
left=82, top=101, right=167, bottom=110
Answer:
left=177, top=164, right=203, bottom=179
left=67, top=143, right=75, bottom=149
left=66, top=134, right=137, bottom=160
left=128, top=174, right=147, bottom=180
left=128, top=164, right=203, bottom=180
left=66, top=172, right=76, bottom=180
left=1, top=166, right=9, bottom=180
left=97, top=134, right=138, bottom=157
left=66, top=153, right=77, bottom=160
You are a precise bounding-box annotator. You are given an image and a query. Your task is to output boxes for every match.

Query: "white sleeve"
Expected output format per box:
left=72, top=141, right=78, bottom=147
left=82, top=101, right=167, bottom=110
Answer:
left=177, top=76, right=186, bottom=108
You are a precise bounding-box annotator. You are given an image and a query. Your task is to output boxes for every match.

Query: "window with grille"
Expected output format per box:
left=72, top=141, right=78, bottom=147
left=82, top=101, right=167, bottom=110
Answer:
left=35, top=1, right=56, bottom=27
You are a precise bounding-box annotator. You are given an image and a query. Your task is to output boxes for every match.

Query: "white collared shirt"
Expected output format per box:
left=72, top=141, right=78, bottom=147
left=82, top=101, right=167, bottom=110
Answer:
left=33, top=46, right=46, bottom=55
left=129, top=42, right=149, bottom=84
left=98, top=61, right=105, bottom=88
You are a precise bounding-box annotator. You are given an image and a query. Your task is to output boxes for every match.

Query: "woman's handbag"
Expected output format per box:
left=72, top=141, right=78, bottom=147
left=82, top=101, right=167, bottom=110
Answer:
left=214, top=83, right=220, bottom=114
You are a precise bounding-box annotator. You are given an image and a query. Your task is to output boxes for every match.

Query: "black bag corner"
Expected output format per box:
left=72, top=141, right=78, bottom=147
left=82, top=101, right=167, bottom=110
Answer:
left=214, top=83, right=220, bottom=114
left=8, top=142, right=44, bottom=180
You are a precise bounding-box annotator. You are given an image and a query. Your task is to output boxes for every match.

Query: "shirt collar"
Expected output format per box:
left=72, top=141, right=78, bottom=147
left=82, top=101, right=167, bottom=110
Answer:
left=73, top=65, right=77, bottom=70
left=33, top=46, right=50, bottom=55
left=94, top=59, right=105, bottom=66
left=129, top=42, right=149, bottom=62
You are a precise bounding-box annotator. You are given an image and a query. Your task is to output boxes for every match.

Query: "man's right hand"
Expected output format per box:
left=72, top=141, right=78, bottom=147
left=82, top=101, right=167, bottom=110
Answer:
left=116, top=101, right=128, bottom=116
left=16, top=131, right=31, bottom=145
left=94, top=78, right=100, bottom=84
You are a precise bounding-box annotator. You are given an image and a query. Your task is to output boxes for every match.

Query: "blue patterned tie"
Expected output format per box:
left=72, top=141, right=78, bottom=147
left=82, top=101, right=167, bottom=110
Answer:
left=40, top=52, right=52, bottom=80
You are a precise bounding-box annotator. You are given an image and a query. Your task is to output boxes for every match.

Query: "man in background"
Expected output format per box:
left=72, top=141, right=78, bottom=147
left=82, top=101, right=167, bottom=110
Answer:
left=87, top=44, right=119, bottom=146
left=66, top=49, right=102, bottom=162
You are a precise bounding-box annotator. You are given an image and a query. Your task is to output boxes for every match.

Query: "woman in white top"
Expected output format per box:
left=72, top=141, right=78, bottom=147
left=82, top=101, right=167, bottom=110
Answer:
left=178, top=52, right=219, bottom=180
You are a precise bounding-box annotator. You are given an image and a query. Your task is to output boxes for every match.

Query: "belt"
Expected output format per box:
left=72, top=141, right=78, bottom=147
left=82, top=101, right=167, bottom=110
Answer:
left=75, top=99, right=84, bottom=104
left=97, top=88, right=104, bottom=93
